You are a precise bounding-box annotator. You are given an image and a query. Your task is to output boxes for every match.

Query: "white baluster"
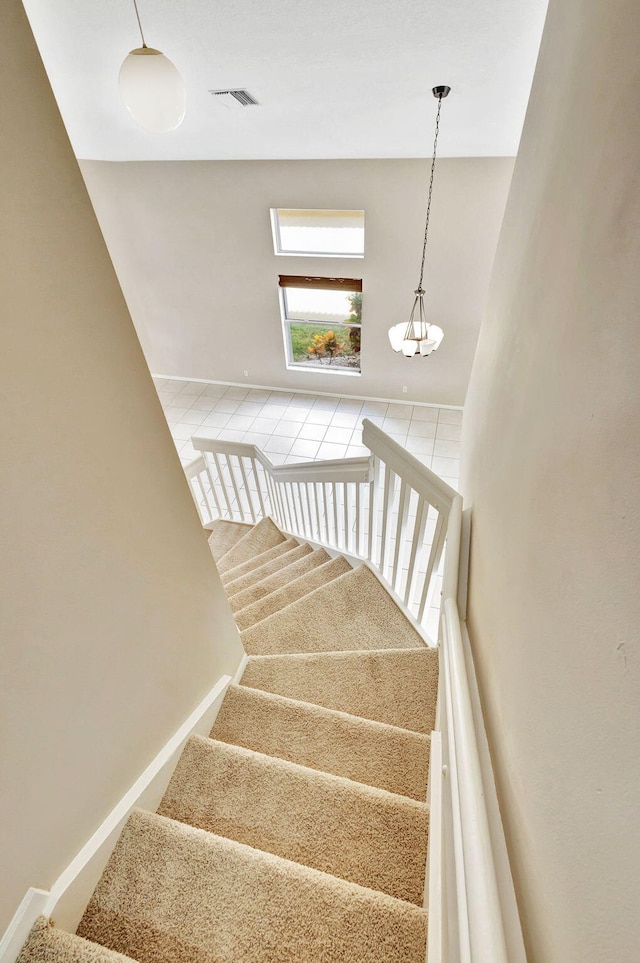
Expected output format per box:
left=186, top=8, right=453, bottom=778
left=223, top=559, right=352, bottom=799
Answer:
left=211, top=451, right=233, bottom=519
left=303, top=483, right=314, bottom=539
left=225, top=454, right=245, bottom=522
left=342, top=481, right=349, bottom=552
left=313, top=482, right=322, bottom=541
left=204, top=459, right=223, bottom=519
left=391, top=479, right=410, bottom=593
left=250, top=458, right=267, bottom=518
left=368, top=456, right=381, bottom=563
left=289, top=482, right=302, bottom=534
left=404, top=496, right=427, bottom=609
left=379, top=464, right=395, bottom=578
left=238, top=456, right=255, bottom=523
left=418, top=511, right=446, bottom=624
left=323, top=482, right=331, bottom=543
left=283, top=483, right=294, bottom=532
left=331, top=482, right=339, bottom=548
left=195, top=472, right=211, bottom=523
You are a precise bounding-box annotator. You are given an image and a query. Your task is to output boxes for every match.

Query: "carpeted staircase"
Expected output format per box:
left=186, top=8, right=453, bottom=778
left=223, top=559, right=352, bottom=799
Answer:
left=19, top=517, right=438, bottom=963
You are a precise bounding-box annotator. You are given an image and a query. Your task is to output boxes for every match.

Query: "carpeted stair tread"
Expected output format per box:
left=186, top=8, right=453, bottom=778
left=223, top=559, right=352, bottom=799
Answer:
left=241, top=648, right=439, bottom=734
left=216, top=517, right=286, bottom=575
left=240, top=565, right=425, bottom=655
left=228, top=547, right=330, bottom=613
left=235, top=555, right=351, bottom=629
left=17, top=918, right=137, bottom=963
left=206, top=519, right=252, bottom=563
left=57, top=517, right=437, bottom=962
left=158, top=735, right=429, bottom=904
left=77, top=810, right=427, bottom=963
left=211, top=684, right=430, bottom=800
left=222, top=539, right=306, bottom=590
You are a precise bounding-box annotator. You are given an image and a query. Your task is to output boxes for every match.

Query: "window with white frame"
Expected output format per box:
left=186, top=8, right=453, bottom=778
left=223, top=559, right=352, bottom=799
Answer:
left=271, top=209, right=365, bottom=258
left=279, top=275, right=362, bottom=375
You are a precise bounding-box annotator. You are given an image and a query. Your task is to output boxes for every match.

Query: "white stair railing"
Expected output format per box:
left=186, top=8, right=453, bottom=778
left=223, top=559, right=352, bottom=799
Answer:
left=362, top=419, right=455, bottom=626
left=187, top=437, right=371, bottom=547
left=185, top=417, right=512, bottom=963
left=188, top=418, right=456, bottom=630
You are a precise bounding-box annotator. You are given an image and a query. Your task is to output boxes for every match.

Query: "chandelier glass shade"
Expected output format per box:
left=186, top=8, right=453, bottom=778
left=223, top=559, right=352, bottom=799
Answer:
left=389, top=86, right=450, bottom=358
left=388, top=289, right=445, bottom=357
left=119, top=0, right=186, bottom=133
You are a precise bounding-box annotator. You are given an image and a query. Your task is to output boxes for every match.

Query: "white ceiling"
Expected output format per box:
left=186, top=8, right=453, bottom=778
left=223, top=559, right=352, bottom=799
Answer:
left=22, top=0, right=548, bottom=162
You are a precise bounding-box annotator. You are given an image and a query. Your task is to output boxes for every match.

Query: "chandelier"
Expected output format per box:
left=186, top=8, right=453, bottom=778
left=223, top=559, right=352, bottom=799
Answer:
left=119, top=0, right=186, bottom=133
left=388, top=85, right=450, bottom=357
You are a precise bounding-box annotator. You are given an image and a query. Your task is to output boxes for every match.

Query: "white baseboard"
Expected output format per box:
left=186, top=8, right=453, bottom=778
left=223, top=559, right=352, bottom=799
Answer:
left=0, top=890, right=49, bottom=963
left=233, top=652, right=249, bottom=683
left=426, top=731, right=444, bottom=962
left=459, top=621, right=527, bottom=963
left=152, top=373, right=464, bottom=412
left=0, top=671, right=237, bottom=962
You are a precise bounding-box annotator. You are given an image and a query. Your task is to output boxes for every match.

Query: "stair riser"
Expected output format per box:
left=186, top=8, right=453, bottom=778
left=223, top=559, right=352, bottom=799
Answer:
left=216, top=517, right=286, bottom=575
left=241, top=648, right=439, bottom=734
left=159, top=735, right=429, bottom=905
left=77, top=811, right=428, bottom=963
left=224, top=543, right=310, bottom=593
left=212, top=685, right=431, bottom=801
left=235, top=556, right=351, bottom=631
left=239, top=564, right=426, bottom=656
left=207, top=520, right=253, bottom=563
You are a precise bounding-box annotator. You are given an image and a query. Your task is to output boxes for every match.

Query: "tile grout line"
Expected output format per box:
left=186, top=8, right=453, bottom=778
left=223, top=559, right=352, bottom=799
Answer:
left=155, top=379, right=461, bottom=492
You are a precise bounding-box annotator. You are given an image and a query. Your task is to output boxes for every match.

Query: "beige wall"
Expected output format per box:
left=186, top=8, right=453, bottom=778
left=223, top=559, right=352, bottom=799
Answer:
left=0, top=0, right=243, bottom=933
left=79, top=156, right=514, bottom=407
left=461, top=0, right=640, bottom=960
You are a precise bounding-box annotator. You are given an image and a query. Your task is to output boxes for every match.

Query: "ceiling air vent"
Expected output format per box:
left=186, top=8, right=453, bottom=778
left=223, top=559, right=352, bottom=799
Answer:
left=209, top=89, right=259, bottom=108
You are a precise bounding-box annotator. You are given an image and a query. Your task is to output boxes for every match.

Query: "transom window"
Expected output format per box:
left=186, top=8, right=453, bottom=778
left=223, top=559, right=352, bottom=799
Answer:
left=271, top=209, right=365, bottom=258
left=279, top=275, right=362, bottom=375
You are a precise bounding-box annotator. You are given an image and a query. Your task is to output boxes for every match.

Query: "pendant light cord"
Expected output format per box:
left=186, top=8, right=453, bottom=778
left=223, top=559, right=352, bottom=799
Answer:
left=132, top=0, right=147, bottom=47
left=417, top=93, right=444, bottom=293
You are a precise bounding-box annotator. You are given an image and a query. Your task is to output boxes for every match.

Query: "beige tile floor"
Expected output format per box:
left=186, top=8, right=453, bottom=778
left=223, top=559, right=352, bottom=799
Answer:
left=154, top=377, right=461, bottom=490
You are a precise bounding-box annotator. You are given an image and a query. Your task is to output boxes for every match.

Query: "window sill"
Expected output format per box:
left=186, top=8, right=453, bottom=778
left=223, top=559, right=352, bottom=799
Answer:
left=275, top=251, right=364, bottom=259
left=286, top=363, right=361, bottom=377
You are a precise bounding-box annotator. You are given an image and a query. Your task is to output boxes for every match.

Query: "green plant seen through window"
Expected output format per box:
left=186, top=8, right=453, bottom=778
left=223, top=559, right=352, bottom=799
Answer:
left=288, top=324, right=350, bottom=362
left=288, top=291, right=362, bottom=366
left=347, top=291, right=362, bottom=355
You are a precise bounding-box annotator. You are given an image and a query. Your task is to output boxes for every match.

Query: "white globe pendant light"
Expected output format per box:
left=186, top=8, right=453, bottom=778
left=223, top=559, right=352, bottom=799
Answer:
left=119, top=47, right=185, bottom=132
left=119, top=1, right=186, bottom=133
left=388, top=86, right=450, bottom=358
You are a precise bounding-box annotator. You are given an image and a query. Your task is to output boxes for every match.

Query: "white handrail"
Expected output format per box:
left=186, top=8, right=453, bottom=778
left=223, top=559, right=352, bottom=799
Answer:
left=438, top=490, right=509, bottom=963
left=362, top=419, right=457, bottom=513
left=184, top=418, right=512, bottom=963
left=192, top=436, right=370, bottom=481
left=441, top=624, right=473, bottom=963
left=442, top=597, right=508, bottom=963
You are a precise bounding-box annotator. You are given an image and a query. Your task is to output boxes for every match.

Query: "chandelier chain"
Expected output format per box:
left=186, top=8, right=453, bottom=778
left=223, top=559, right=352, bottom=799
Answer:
left=417, top=92, right=444, bottom=292
left=132, top=0, right=147, bottom=47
